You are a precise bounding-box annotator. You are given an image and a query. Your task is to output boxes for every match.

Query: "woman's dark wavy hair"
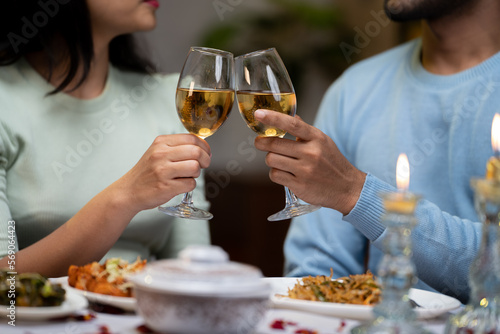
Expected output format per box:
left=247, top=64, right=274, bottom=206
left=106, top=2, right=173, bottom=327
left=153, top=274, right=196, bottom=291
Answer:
left=0, top=0, right=155, bottom=94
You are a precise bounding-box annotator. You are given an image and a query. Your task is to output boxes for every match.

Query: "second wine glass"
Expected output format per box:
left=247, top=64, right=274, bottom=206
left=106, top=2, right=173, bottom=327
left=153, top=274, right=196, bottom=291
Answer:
left=235, top=48, right=320, bottom=221
left=158, top=47, right=234, bottom=220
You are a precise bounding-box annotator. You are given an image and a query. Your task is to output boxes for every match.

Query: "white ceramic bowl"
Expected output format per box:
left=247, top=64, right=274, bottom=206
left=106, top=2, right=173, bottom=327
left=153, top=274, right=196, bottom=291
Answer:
left=130, top=246, right=271, bottom=334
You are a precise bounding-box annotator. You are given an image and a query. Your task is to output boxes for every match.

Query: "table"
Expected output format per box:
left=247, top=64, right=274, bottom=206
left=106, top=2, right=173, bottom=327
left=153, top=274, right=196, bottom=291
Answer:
left=0, top=306, right=450, bottom=334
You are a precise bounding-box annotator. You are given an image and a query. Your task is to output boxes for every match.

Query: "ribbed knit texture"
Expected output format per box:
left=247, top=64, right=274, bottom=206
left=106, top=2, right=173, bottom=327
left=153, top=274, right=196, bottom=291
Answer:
left=284, top=38, right=500, bottom=303
left=0, top=59, right=210, bottom=262
left=343, top=174, right=393, bottom=241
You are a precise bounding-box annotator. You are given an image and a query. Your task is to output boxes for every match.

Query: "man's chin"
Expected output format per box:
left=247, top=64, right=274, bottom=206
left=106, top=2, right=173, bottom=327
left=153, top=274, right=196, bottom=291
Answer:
left=384, top=2, right=425, bottom=22
left=383, top=0, right=473, bottom=22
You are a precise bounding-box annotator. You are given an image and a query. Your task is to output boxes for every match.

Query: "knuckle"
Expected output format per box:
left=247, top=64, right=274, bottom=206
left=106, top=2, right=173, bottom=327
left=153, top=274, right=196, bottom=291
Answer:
left=317, top=133, right=329, bottom=146
left=186, top=134, right=199, bottom=145
left=254, top=137, right=265, bottom=150
left=308, top=146, right=322, bottom=159
left=193, top=146, right=205, bottom=160
left=269, top=169, right=276, bottom=182
left=200, top=157, right=211, bottom=169
left=152, top=136, right=165, bottom=146
left=265, top=153, right=273, bottom=167
left=302, top=164, right=315, bottom=177
left=269, top=168, right=280, bottom=183
left=193, top=168, right=202, bottom=178
left=149, top=150, right=165, bottom=162
left=187, top=161, right=201, bottom=174
left=185, top=178, right=197, bottom=191
left=289, top=117, right=301, bottom=131
left=152, top=165, right=165, bottom=179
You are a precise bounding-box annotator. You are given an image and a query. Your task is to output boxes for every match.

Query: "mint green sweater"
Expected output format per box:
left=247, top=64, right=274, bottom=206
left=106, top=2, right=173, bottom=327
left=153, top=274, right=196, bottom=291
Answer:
left=0, top=58, right=210, bottom=262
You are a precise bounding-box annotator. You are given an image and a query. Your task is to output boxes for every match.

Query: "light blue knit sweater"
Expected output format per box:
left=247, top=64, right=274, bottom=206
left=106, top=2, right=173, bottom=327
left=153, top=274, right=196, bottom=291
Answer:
left=285, top=38, right=500, bottom=303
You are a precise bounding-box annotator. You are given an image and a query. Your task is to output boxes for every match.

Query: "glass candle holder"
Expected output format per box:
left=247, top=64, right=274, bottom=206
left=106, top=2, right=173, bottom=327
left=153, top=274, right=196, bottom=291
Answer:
left=445, top=178, right=500, bottom=334
left=352, top=191, right=431, bottom=334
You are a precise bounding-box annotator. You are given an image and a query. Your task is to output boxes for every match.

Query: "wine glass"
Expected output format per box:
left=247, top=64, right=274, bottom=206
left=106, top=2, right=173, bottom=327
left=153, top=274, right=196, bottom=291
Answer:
left=235, top=48, right=320, bottom=221
left=158, top=47, right=235, bottom=220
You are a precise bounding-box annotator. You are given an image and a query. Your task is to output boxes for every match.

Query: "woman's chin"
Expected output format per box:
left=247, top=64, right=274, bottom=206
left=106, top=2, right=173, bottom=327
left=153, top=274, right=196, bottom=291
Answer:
left=133, top=18, right=158, bottom=33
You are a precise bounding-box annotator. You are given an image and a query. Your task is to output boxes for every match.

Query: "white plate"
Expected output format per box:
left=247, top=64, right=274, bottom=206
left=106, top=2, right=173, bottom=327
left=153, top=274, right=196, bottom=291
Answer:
left=0, top=289, right=88, bottom=321
left=264, top=277, right=462, bottom=321
left=64, top=285, right=136, bottom=312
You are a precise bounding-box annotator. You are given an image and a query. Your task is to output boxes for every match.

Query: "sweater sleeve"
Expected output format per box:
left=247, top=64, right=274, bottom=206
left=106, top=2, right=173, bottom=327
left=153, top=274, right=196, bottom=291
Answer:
left=0, top=120, right=19, bottom=259
left=345, top=173, right=480, bottom=303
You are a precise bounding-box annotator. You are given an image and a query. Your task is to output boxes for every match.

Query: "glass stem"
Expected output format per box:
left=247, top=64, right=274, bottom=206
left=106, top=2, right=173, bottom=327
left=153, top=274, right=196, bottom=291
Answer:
left=469, top=212, right=500, bottom=305
left=284, top=187, right=299, bottom=207
left=181, top=191, right=194, bottom=206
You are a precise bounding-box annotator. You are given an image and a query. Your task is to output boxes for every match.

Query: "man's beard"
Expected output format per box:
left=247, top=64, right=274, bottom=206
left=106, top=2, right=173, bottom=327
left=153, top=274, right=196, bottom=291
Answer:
left=384, top=0, right=476, bottom=21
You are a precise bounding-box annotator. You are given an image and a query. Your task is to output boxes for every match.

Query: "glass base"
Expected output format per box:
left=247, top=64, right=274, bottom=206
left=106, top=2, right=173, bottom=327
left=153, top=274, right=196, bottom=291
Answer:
left=158, top=203, right=213, bottom=220
left=445, top=305, right=500, bottom=333
left=351, top=319, right=432, bottom=334
left=267, top=203, right=321, bottom=221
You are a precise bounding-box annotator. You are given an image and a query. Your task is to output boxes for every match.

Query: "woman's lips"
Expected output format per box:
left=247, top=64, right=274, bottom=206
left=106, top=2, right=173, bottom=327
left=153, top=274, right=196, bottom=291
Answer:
left=144, top=0, right=160, bottom=8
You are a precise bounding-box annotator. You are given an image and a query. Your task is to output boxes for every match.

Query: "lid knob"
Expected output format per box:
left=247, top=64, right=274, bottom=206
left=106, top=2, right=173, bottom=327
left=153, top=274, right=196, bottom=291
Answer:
left=178, top=245, right=229, bottom=264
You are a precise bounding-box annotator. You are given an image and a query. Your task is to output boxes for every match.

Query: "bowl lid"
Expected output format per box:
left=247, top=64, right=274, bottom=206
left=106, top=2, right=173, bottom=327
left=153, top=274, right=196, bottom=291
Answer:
left=130, top=246, right=271, bottom=297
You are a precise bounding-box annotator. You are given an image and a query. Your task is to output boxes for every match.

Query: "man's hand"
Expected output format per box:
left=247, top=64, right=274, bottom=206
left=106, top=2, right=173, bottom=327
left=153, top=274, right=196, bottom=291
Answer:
left=254, top=109, right=366, bottom=215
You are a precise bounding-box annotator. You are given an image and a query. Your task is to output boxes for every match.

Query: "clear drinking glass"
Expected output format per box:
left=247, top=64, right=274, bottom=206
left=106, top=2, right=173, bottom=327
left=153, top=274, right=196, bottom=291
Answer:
left=235, top=48, right=320, bottom=221
left=158, top=47, right=235, bottom=220
left=351, top=192, right=430, bottom=334
left=445, top=178, right=500, bottom=333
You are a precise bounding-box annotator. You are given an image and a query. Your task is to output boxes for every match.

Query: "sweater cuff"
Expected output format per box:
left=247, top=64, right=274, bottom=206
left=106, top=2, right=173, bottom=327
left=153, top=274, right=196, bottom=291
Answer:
left=343, top=173, right=394, bottom=241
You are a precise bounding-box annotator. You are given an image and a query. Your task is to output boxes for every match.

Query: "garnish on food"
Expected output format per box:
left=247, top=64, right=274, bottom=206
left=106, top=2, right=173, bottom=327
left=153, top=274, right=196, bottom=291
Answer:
left=68, top=257, right=146, bottom=297
left=285, top=270, right=381, bottom=305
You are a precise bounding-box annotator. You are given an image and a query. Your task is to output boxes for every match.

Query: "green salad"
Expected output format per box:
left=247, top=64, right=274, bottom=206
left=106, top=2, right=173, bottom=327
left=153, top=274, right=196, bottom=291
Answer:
left=0, top=269, right=66, bottom=307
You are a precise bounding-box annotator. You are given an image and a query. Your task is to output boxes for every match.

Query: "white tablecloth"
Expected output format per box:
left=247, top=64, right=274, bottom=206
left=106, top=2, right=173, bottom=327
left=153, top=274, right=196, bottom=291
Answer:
left=0, top=307, right=450, bottom=334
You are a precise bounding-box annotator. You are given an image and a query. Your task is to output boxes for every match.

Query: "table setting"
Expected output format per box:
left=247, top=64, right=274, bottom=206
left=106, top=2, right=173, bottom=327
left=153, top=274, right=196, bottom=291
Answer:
left=0, top=244, right=461, bottom=334
left=2, top=46, right=500, bottom=334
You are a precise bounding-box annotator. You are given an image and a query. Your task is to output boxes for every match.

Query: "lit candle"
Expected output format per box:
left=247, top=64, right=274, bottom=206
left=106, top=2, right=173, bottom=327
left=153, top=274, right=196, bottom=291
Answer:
left=383, top=153, right=419, bottom=214
left=486, top=113, right=500, bottom=181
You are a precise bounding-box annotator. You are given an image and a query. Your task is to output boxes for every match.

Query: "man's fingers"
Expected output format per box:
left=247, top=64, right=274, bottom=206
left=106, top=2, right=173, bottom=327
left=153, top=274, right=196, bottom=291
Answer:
left=255, top=136, right=301, bottom=158
left=254, top=109, right=314, bottom=140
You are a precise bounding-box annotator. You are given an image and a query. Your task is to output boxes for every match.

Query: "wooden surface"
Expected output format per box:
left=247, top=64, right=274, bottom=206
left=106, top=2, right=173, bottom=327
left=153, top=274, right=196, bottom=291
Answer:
left=207, top=174, right=291, bottom=277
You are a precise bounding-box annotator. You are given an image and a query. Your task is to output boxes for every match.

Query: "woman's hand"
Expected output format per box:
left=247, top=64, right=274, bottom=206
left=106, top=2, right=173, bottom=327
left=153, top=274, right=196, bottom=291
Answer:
left=253, top=109, right=366, bottom=215
left=111, top=134, right=211, bottom=214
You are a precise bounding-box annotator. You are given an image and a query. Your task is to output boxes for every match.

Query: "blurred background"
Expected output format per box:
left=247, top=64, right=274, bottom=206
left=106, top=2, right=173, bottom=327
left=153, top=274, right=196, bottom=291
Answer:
left=140, top=0, right=420, bottom=276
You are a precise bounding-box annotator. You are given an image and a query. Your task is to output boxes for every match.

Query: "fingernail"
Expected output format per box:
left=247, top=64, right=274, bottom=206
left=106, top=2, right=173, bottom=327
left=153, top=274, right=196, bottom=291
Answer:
left=254, top=109, right=266, bottom=119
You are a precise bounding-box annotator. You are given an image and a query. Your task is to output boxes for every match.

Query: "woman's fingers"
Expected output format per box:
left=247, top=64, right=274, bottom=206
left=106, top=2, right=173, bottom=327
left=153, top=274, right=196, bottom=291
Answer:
left=157, top=134, right=211, bottom=157
left=163, top=160, right=203, bottom=179
left=153, top=144, right=211, bottom=169
left=116, top=134, right=212, bottom=211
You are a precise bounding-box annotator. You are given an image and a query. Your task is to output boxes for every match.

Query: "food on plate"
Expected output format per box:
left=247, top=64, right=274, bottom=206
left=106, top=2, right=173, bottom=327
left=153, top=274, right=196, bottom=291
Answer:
left=0, top=269, right=66, bottom=307
left=68, top=257, right=146, bottom=297
left=285, top=270, right=381, bottom=305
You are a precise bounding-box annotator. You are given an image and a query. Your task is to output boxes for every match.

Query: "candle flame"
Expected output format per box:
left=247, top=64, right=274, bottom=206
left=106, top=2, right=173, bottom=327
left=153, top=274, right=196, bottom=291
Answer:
left=492, top=114, right=500, bottom=154
left=396, top=153, right=410, bottom=191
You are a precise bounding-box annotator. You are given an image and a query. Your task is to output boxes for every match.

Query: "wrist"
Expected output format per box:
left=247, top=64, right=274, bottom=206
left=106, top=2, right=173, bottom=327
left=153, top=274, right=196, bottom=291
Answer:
left=340, top=170, right=366, bottom=216
left=98, top=180, right=141, bottom=222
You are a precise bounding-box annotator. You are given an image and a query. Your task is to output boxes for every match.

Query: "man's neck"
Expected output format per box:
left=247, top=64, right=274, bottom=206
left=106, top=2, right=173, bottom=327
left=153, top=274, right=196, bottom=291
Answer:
left=26, top=37, right=110, bottom=100
left=421, top=0, right=500, bottom=75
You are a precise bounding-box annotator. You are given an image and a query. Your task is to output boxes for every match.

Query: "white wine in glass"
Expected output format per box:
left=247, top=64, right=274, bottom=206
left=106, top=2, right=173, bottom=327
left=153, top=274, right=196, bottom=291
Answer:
left=237, top=91, right=296, bottom=137
left=235, top=48, right=321, bottom=221
left=159, top=47, right=234, bottom=220
left=176, top=87, right=234, bottom=138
